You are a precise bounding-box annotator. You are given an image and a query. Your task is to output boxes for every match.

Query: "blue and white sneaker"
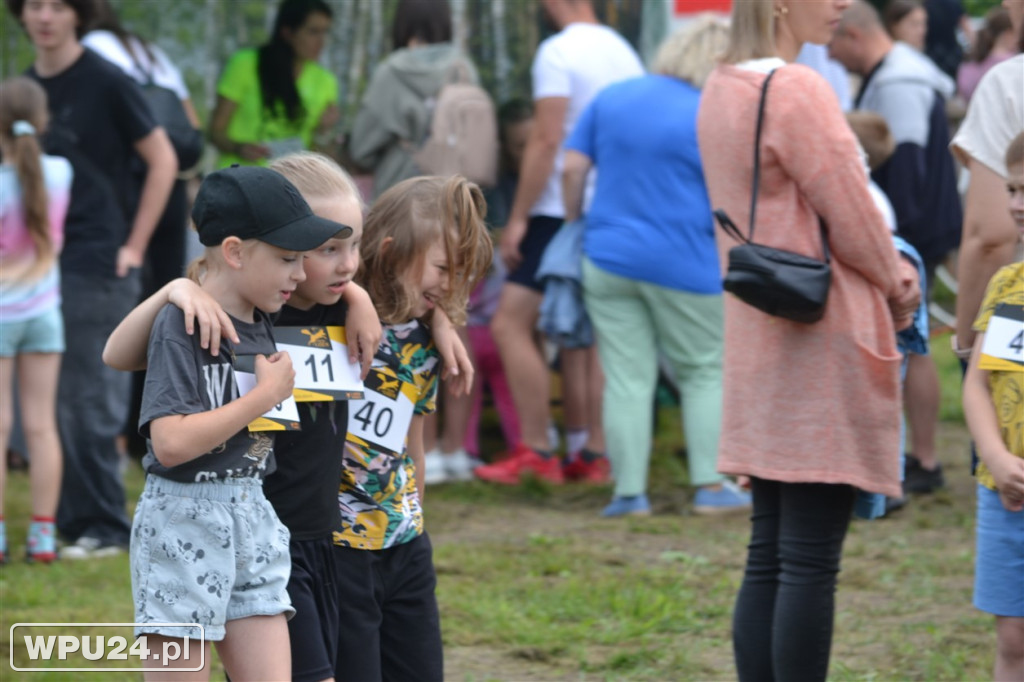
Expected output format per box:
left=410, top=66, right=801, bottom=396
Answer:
left=693, top=480, right=752, bottom=516
left=601, top=494, right=652, bottom=518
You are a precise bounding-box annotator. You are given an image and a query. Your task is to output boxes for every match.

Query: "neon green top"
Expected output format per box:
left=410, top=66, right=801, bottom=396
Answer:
left=215, top=48, right=339, bottom=167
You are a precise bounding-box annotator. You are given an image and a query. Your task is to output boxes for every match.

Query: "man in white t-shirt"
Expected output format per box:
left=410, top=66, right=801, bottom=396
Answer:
left=477, top=0, right=644, bottom=486
left=950, top=52, right=1024, bottom=359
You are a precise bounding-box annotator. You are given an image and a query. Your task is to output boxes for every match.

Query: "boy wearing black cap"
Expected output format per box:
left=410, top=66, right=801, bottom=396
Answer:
left=128, top=166, right=349, bottom=679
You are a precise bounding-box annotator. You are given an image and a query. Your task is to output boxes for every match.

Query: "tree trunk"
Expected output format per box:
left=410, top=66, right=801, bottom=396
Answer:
left=348, top=0, right=370, bottom=104
left=368, top=0, right=383, bottom=73
left=332, top=0, right=358, bottom=118
left=492, top=0, right=510, bottom=102
left=451, top=0, right=468, bottom=52
left=203, top=0, right=220, bottom=124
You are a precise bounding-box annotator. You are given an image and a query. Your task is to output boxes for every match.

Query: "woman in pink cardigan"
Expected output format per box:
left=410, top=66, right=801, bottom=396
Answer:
left=696, top=0, right=921, bottom=679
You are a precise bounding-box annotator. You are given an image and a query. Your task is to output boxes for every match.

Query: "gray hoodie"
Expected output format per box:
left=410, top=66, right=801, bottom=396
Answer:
left=856, top=41, right=961, bottom=265
left=349, top=43, right=478, bottom=199
left=857, top=42, right=955, bottom=147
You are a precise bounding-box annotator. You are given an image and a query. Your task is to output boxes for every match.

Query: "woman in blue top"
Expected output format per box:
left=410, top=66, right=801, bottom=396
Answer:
left=563, top=15, right=750, bottom=517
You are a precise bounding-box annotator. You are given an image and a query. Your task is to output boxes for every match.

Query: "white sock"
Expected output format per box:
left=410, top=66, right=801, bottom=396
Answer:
left=566, top=428, right=588, bottom=455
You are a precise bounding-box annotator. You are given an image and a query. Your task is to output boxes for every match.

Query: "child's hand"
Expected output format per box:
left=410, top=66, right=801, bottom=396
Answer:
left=998, top=490, right=1024, bottom=513
left=344, top=285, right=382, bottom=379
left=429, top=311, right=474, bottom=396
left=167, top=278, right=239, bottom=356
left=987, top=449, right=1024, bottom=511
left=442, top=338, right=474, bottom=397
left=255, top=352, right=295, bottom=406
left=887, top=259, right=921, bottom=331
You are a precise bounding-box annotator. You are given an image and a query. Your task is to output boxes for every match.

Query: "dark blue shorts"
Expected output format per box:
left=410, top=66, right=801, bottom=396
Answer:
left=506, top=215, right=563, bottom=292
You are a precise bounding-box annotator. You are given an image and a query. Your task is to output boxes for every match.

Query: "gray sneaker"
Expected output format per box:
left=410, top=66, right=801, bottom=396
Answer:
left=59, top=536, right=125, bottom=560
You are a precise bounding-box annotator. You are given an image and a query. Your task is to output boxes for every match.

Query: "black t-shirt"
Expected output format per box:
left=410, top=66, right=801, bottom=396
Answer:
left=29, top=49, right=156, bottom=279
left=263, top=300, right=350, bottom=541
left=140, top=304, right=279, bottom=482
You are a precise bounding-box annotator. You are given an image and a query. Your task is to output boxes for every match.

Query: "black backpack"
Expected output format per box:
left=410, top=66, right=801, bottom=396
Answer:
left=133, top=51, right=204, bottom=171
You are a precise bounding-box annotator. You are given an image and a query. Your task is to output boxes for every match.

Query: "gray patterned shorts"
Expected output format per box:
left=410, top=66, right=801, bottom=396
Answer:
left=130, top=476, right=295, bottom=641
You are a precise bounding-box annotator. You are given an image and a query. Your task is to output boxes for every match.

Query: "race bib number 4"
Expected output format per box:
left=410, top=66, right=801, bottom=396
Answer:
left=233, top=355, right=301, bottom=432
left=979, top=303, right=1024, bottom=372
left=347, top=368, right=417, bottom=455
left=274, top=326, right=364, bottom=401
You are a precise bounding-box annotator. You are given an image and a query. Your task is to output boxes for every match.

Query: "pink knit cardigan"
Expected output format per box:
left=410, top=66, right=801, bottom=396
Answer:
left=697, top=64, right=904, bottom=497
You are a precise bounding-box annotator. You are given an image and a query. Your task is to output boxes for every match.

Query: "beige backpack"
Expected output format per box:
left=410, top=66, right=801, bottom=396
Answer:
left=412, top=61, right=499, bottom=188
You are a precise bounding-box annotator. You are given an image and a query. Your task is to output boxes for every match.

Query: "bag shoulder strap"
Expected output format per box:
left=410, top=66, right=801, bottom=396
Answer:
left=746, top=69, right=775, bottom=241
left=748, top=68, right=830, bottom=263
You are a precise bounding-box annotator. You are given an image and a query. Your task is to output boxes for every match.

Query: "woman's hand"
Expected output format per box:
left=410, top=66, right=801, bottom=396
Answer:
left=208, top=95, right=269, bottom=162
left=167, top=279, right=238, bottom=356
left=499, top=218, right=528, bottom=272
left=237, top=143, right=270, bottom=162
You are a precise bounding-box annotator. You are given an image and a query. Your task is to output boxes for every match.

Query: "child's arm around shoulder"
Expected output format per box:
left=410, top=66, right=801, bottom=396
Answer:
left=341, top=282, right=382, bottom=379
left=103, top=277, right=239, bottom=371
left=427, top=308, right=474, bottom=397
left=150, top=351, right=295, bottom=468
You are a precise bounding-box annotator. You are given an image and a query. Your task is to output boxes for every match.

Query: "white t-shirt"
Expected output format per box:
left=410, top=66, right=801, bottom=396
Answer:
left=950, top=54, right=1024, bottom=179
left=530, top=22, right=644, bottom=218
left=82, top=30, right=189, bottom=101
left=868, top=181, right=897, bottom=233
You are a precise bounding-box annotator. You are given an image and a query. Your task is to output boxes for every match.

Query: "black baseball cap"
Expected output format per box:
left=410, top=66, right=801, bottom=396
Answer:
left=192, top=165, right=352, bottom=250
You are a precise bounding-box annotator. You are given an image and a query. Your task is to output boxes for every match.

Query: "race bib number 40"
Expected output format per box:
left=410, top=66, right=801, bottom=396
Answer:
left=346, top=368, right=417, bottom=455
left=274, top=326, right=364, bottom=401
left=980, top=303, right=1024, bottom=372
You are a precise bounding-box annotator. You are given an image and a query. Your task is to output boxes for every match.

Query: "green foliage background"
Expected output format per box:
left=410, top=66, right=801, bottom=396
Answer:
left=0, top=0, right=650, bottom=130
left=0, top=0, right=1003, bottom=131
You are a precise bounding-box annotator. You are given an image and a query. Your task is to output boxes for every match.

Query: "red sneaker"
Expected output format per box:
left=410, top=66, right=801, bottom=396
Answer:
left=474, top=444, right=564, bottom=485
left=562, top=452, right=611, bottom=484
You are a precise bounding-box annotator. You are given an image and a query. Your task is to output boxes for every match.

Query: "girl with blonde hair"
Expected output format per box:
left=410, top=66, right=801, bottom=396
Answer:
left=333, top=174, right=491, bottom=680
left=561, top=15, right=748, bottom=516
left=698, top=0, right=921, bottom=678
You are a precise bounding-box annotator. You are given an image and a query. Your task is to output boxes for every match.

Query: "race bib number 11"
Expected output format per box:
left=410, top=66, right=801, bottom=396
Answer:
left=274, top=326, right=364, bottom=401
left=346, top=368, right=417, bottom=455
left=979, top=303, right=1024, bottom=372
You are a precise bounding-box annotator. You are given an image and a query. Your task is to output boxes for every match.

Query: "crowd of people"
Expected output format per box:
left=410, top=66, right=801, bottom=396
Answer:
left=0, top=0, right=1021, bottom=679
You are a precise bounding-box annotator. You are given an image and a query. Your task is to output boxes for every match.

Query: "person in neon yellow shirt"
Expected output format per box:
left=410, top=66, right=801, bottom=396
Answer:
left=209, top=0, right=339, bottom=168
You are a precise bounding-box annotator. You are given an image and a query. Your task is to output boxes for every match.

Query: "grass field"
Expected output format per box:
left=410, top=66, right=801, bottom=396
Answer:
left=1, top=332, right=992, bottom=680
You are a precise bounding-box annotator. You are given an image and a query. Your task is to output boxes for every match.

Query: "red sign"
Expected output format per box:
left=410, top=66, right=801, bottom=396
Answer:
left=674, top=0, right=732, bottom=15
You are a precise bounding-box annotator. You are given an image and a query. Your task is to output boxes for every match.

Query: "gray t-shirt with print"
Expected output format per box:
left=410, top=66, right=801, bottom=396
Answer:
left=140, top=303, right=279, bottom=482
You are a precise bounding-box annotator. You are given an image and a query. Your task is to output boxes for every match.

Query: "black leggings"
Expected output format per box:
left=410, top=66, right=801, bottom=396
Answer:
left=733, top=478, right=856, bottom=682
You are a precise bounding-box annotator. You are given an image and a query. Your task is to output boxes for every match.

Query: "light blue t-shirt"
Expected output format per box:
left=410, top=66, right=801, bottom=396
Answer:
left=565, top=74, right=720, bottom=294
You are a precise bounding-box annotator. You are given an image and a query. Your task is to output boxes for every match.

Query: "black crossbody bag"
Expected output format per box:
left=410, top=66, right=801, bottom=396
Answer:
left=713, top=68, right=831, bottom=324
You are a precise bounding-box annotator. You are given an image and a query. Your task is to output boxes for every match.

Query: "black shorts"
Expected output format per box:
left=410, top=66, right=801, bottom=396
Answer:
left=287, top=536, right=339, bottom=682
left=506, top=215, right=564, bottom=292
left=334, top=533, right=443, bottom=682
